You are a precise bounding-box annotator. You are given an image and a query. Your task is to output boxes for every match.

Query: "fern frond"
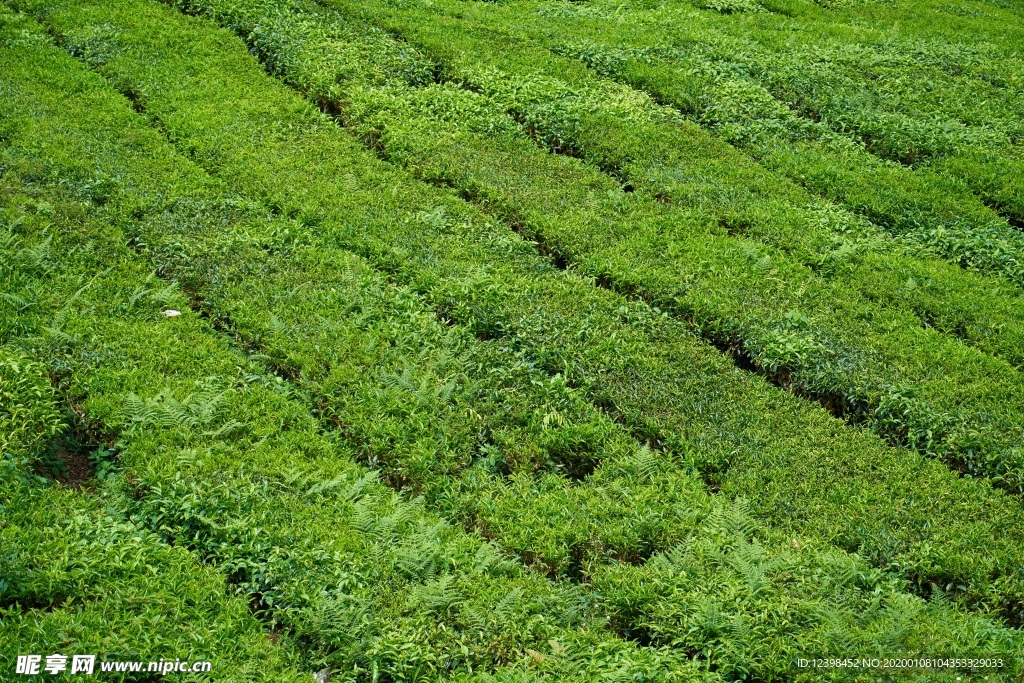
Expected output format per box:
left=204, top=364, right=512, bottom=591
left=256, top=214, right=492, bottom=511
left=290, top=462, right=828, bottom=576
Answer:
left=634, top=444, right=660, bottom=480
left=929, top=582, right=951, bottom=608
left=472, top=542, right=514, bottom=576
left=306, top=473, right=348, bottom=498
left=406, top=574, right=460, bottom=614
left=127, top=284, right=153, bottom=309
left=349, top=501, right=376, bottom=536
left=1, top=291, right=32, bottom=311
left=267, top=313, right=289, bottom=337
left=344, top=470, right=379, bottom=503
left=202, top=419, right=245, bottom=437
left=490, top=586, right=524, bottom=622
left=42, top=325, right=78, bottom=346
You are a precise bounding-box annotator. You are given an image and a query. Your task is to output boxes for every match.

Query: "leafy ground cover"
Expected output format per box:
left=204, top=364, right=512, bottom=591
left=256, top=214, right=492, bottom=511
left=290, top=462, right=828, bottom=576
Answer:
left=0, top=165, right=306, bottom=683
left=0, top=23, right=710, bottom=677
left=337, top=0, right=1024, bottom=283
left=217, top=0, right=1024, bottom=495
left=12, top=0, right=1024, bottom=618
left=2, top=0, right=1024, bottom=680
left=533, top=0, right=1024, bottom=225
left=7, top=18, right=1007, bottom=679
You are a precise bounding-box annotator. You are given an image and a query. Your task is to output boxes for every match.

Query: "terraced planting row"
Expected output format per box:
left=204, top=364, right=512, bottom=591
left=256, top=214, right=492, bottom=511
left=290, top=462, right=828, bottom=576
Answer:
left=339, top=0, right=1024, bottom=286
left=4, top=0, right=1024, bottom=679
left=212, top=0, right=1024, bottom=492
left=8, top=0, right=1024, bottom=632
left=0, top=166, right=306, bottom=681
left=0, top=21, right=710, bottom=678
left=615, top=0, right=1024, bottom=224
left=2, top=444, right=305, bottom=681
left=486, top=0, right=1024, bottom=227
left=1, top=215, right=687, bottom=682
left=4, top=10, right=1015, bottom=681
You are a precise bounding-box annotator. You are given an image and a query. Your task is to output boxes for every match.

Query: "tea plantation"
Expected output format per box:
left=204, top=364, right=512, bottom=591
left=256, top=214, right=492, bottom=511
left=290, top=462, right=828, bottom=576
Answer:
left=2, top=0, right=1023, bottom=680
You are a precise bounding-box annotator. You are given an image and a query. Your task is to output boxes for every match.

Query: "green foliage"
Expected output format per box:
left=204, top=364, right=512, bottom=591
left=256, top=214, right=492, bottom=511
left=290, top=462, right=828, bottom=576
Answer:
left=0, top=346, right=63, bottom=470
left=0, top=192, right=715, bottom=683
left=2, top=0, right=1024, bottom=679
left=295, top=0, right=1024, bottom=490
left=595, top=499, right=1022, bottom=681
left=0, top=186, right=304, bottom=681
left=134, top=0, right=1024, bottom=577
left=9, top=0, right=1024, bottom=623
left=0, top=476, right=308, bottom=682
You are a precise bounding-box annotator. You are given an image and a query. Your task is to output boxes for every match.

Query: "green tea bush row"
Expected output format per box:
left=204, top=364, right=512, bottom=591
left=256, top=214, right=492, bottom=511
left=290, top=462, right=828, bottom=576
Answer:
left=0, top=348, right=62, bottom=472
left=0, top=232, right=305, bottom=681
left=2, top=79, right=1020, bottom=683
left=348, top=0, right=1024, bottom=288
left=673, top=0, right=1024, bottom=222
left=0, top=158, right=711, bottom=682
left=3, top=0, right=720, bottom=578
left=554, top=36, right=1024, bottom=234
left=410, top=4, right=1024, bottom=368
left=157, top=0, right=1024, bottom=495
left=13, top=0, right=1024, bottom=628
left=535, top=0, right=1024, bottom=223
left=1, top=477, right=307, bottom=682
left=3, top=50, right=920, bottom=677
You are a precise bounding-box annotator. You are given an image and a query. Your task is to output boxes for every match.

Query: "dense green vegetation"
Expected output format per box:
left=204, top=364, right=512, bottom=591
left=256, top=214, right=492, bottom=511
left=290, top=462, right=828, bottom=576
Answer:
left=158, top=0, right=1024, bottom=497
left=0, top=20, right=710, bottom=678
left=0, top=167, right=305, bottom=683
left=534, top=0, right=1024, bottom=225
left=2, top=0, right=1023, bottom=679
left=334, top=0, right=1024, bottom=282
left=2, top=464, right=306, bottom=682
left=10, top=11, right=1007, bottom=677
left=14, top=0, right=1024, bottom=613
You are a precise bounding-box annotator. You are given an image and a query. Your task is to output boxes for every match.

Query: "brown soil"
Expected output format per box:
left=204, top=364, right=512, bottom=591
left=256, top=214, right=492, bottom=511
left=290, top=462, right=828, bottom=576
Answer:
left=52, top=448, right=95, bottom=489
